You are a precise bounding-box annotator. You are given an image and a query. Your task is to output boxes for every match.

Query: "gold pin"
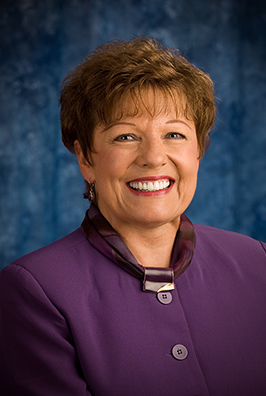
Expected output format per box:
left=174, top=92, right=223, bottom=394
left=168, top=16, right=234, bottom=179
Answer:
left=157, top=283, right=175, bottom=293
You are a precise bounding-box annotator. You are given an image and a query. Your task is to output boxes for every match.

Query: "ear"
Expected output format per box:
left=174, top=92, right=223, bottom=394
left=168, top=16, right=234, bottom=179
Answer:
left=74, top=140, right=95, bottom=182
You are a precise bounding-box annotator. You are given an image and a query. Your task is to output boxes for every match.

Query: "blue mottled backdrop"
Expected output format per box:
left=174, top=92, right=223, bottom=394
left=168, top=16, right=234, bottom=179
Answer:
left=1, top=0, right=266, bottom=270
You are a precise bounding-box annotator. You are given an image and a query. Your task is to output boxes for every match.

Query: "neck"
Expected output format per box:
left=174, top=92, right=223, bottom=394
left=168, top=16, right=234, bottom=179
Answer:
left=115, top=221, right=180, bottom=268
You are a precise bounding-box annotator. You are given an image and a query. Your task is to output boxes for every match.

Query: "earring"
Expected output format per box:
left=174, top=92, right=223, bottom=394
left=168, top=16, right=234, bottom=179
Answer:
left=88, top=182, right=95, bottom=202
left=83, top=182, right=95, bottom=202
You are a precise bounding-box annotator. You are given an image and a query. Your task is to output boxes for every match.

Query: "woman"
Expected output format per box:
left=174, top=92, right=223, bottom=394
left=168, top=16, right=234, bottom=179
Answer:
left=0, top=37, right=266, bottom=396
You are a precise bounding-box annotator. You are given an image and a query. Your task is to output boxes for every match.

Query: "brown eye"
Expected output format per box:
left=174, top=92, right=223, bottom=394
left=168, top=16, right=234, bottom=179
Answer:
left=114, top=134, right=137, bottom=142
left=165, top=132, right=185, bottom=139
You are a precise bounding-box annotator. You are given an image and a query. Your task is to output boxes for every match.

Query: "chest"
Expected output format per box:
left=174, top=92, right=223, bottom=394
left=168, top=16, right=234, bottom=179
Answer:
left=61, top=254, right=266, bottom=396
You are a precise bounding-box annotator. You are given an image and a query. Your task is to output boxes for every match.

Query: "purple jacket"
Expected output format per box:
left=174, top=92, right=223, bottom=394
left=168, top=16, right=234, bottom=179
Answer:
left=0, top=214, right=266, bottom=396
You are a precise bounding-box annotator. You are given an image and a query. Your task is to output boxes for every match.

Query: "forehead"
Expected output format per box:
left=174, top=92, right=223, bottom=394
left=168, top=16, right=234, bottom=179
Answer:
left=103, top=88, right=189, bottom=125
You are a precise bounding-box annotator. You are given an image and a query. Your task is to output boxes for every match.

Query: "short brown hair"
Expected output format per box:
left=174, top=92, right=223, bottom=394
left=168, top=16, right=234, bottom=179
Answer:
left=60, top=36, right=216, bottom=160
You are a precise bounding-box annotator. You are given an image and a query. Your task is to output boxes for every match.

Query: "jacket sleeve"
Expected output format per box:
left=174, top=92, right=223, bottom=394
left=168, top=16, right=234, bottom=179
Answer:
left=0, top=264, right=91, bottom=396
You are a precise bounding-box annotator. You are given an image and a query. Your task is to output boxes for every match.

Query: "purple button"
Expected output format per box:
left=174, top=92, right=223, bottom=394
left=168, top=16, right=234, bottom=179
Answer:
left=172, top=344, right=188, bottom=360
left=157, top=292, right=172, bottom=304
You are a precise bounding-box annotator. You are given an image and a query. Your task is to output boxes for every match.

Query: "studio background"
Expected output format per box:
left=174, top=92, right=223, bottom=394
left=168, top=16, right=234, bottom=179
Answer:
left=0, top=0, right=265, bottom=270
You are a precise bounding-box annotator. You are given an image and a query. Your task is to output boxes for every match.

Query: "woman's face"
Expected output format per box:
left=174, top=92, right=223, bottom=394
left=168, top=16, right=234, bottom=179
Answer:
left=76, top=90, right=199, bottom=232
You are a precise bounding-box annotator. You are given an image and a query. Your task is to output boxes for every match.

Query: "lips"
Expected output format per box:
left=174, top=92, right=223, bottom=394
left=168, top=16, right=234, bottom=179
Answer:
left=127, top=177, right=174, bottom=194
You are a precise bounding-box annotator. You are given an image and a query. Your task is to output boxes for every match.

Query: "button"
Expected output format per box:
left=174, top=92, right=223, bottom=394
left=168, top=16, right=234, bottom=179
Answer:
left=157, top=291, right=172, bottom=304
left=172, top=344, right=188, bottom=360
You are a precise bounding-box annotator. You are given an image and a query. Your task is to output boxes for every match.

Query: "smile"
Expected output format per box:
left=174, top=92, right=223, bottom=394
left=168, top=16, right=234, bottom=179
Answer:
left=129, top=179, right=171, bottom=192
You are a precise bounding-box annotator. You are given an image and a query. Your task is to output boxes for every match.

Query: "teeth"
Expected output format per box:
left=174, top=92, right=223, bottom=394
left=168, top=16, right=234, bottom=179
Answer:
left=129, top=179, right=171, bottom=192
left=154, top=181, right=159, bottom=190
left=148, top=182, right=153, bottom=191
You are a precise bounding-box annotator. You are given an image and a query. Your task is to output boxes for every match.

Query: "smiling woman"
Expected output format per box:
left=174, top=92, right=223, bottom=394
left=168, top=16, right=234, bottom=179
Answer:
left=1, top=37, right=266, bottom=396
left=74, top=89, right=199, bottom=268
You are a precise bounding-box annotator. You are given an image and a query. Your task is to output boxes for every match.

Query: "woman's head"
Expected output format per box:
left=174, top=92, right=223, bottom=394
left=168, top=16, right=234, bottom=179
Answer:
left=60, top=36, right=216, bottom=162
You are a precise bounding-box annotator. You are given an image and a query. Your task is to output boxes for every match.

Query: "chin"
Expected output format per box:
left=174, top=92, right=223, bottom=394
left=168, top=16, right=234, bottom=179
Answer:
left=132, top=209, right=181, bottom=227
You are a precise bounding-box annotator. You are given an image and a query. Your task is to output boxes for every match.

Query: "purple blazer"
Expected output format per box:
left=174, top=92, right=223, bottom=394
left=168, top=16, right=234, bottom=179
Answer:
left=0, top=216, right=266, bottom=396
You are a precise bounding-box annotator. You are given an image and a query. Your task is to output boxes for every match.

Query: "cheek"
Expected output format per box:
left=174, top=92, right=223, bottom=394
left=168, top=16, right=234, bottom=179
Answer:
left=188, top=159, right=199, bottom=181
left=94, top=150, right=131, bottom=181
left=188, top=146, right=200, bottom=173
left=176, top=149, right=199, bottom=177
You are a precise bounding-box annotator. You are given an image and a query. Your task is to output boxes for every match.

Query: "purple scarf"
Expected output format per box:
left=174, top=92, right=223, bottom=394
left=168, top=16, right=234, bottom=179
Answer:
left=81, top=204, right=195, bottom=293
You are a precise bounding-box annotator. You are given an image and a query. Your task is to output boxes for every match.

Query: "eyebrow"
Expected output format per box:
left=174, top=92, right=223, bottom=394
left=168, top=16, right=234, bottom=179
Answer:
left=101, top=122, right=136, bottom=132
left=165, top=120, right=193, bottom=130
left=101, top=119, right=193, bottom=132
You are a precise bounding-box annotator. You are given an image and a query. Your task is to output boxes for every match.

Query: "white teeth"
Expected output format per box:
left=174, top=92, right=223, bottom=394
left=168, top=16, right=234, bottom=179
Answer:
left=129, top=179, right=171, bottom=192
left=148, top=182, right=153, bottom=191
left=154, top=181, right=159, bottom=190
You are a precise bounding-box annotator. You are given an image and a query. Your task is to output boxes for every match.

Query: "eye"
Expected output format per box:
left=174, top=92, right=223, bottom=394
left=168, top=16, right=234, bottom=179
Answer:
left=164, top=132, right=186, bottom=140
left=114, top=134, right=138, bottom=142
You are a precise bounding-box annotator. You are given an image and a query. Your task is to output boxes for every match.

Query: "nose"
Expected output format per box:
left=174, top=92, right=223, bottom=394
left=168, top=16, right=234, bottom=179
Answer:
left=135, top=135, right=167, bottom=168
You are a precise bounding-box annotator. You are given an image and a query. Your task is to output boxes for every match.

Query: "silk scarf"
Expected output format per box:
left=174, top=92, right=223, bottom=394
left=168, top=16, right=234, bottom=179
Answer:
left=81, top=203, right=196, bottom=293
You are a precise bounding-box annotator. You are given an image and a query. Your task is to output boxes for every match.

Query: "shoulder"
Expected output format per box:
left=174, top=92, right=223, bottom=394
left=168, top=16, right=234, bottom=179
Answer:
left=11, top=227, right=89, bottom=266
left=194, top=223, right=265, bottom=246
left=0, top=227, right=109, bottom=309
left=0, top=227, right=100, bottom=286
left=193, top=223, right=266, bottom=262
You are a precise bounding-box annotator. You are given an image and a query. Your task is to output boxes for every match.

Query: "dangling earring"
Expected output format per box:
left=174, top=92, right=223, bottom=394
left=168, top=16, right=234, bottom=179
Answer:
left=83, top=182, right=95, bottom=202
left=88, top=182, right=95, bottom=202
